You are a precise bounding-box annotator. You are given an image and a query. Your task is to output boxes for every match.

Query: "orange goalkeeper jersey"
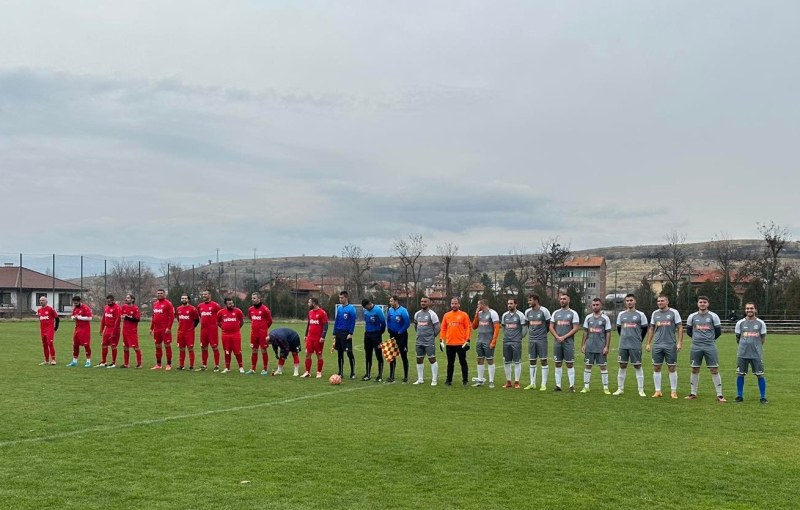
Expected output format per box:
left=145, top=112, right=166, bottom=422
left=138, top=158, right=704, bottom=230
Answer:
left=440, top=310, right=471, bottom=345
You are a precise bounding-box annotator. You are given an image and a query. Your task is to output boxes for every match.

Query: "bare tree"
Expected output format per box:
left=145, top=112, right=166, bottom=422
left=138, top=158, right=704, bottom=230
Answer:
left=506, top=248, right=535, bottom=302
left=436, top=242, right=459, bottom=299
left=342, top=244, right=373, bottom=300
left=741, top=222, right=792, bottom=312
left=392, top=234, right=426, bottom=302
left=651, top=231, right=691, bottom=298
left=711, top=231, right=742, bottom=315
left=532, top=237, right=572, bottom=298
left=107, top=261, right=158, bottom=305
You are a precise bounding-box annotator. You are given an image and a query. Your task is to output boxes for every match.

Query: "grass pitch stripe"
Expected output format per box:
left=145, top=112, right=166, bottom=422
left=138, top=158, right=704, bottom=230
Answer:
left=0, top=385, right=378, bottom=448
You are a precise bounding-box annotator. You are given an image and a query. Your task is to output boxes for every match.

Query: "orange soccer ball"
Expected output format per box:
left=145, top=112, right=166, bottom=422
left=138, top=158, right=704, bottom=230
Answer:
left=329, top=374, right=342, bottom=385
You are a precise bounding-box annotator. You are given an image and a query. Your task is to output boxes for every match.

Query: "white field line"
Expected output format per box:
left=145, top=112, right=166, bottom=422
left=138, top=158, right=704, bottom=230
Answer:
left=0, top=385, right=377, bottom=448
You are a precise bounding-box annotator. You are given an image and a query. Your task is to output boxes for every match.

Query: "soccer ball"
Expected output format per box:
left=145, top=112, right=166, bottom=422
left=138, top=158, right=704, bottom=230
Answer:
left=329, top=374, right=342, bottom=385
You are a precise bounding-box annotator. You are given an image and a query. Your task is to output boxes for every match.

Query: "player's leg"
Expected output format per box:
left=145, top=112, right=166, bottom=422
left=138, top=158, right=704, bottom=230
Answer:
left=48, top=334, right=56, bottom=364
left=345, top=338, right=356, bottom=379
left=122, top=334, right=131, bottom=367
left=707, top=348, right=724, bottom=401
left=444, top=345, right=456, bottom=385
left=303, top=336, right=314, bottom=377
left=651, top=347, right=664, bottom=397
left=502, top=342, right=513, bottom=388
left=186, top=332, right=196, bottom=370
left=565, top=342, right=575, bottom=391
left=373, top=338, right=384, bottom=382
left=428, top=348, right=439, bottom=386
left=153, top=329, right=163, bottom=368
left=164, top=331, right=173, bottom=369
left=455, top=345, right=468, bottom=385
left=525, top=341, right=537, bottom=389
left=688, top=349, right=702, bottom=398
left=398, top=332, right=409, bottom=382
left=582, top=354, right=593, bottom=393
left=67, top=331, right=80, bottom=366
left=755, top=359, right=767, bottom=403
left=40, top=334, right=50, bottom=364
left=109, top=333, right=119, bottom=367
left=178, top=332, right=187, bottom=369
left=315, top=339, right=324, bottom=377
left=735, top=357, right=747, bottom=401
left=362, top=335, right=372, bottom=380
left=615, top=350, right=629, bottom=395
left=539, top=345, right=549, bottom=391
left=599, top=358, right=610, bottom=393
left=233, top=333, right=243, bottom=371
left=291, top=345, right=300, bottom=376
left=249, top=334, right=259, bottom=373
left=512, top=344, right=522, bottom=388
left=414, top=344, right=426, bottom=384
left=221, top=334, right=232, bottom=372
left=210, top=331, right=220, bottom=370
left=100, top=332, right=109, bottom=366
left=553, top=343, right=564, bottom=391
left=335, top=335, right=345, bottom=376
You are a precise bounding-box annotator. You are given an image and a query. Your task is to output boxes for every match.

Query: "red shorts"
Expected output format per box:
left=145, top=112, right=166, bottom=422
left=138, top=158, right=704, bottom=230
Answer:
left=40, top=332, right=54, bottom=343
left=250, top=331, right=268, bottom=349
left=200, top=327, right=219, bottom=348
left=102, top=330, right=120, bottom=347
left=123, top=330, right=140, bottom=348
left=153, top=329, right=172, bottom=345
left=222, top=332, right=242, bottom=355
left=305, top=336, right=324, bottom=355
left=177, top=330, right=195, bottom=349
left=73, top=331, right=90, bottom=347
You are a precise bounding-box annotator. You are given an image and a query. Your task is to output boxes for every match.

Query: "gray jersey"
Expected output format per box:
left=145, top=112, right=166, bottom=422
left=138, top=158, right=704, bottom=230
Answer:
left=501, top=310, right=527, bottom=343
left=735, top=318, right=767, bottom=359
left=552, top=308, right=580, bottom=343
left=650, top=308, right=682, bottom=347
left=525, top=306, right=551, bottom=343
left=476, top=309, right=500, bottom=344
left=616, top=310, right=648, bottom=350
left=686, top=311, right=721, bottom=348
left=583, top=313, right=612, bottom=353
left=413, top=309, right=440, bottom=347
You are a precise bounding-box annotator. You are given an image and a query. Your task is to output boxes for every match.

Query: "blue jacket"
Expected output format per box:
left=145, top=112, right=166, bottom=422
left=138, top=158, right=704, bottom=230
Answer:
left=363, top=305, right=386, bottom=334
left=334, top=304, right=357, bottom=335
left=387, top=305, right=410, bottom=335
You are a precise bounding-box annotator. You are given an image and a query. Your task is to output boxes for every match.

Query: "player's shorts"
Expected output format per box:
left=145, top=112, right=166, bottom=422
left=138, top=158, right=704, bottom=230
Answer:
left=222, top=332, right=242, bottom=354
left=334, top=331, right=353, bottom=353
left=102, top=330, right=120, bottom=347
left=177, top=330, right=195, bottom=349
left=364, top=331, right=382, bottom=351
left=122, top=330, right=140, bottom=349
left=200, top=327, right=219, bottom=348
left=584, top=352, right=607, bottom=366
left=274, top=339, right=301, bottom=359
left=528, top=340, right=548, bottom=361
left=415, top=343, right=435, bottom=358
left=690, top=346, right=719, bottom=368
left=250, top=331, right=268, bottom=350
left=40, top=331, right=54, bottom=343
left=736, top=357, right=764, bottom=376
left=153, top=329, right=172, bottom=345
left=651, top=345, right=677, bottom=366
left=503, top=342, right=522, bottom=363
left=476, top=342, right=495, bottom=360
left=73, top=331, right=90, bottom=347
left=618, top=348, right=642, bottom=365
left=390, top=332, right=409, bottom=353
left=553, top=341, right=575, bottom=363
left=305, top=336, right=324, bottom=355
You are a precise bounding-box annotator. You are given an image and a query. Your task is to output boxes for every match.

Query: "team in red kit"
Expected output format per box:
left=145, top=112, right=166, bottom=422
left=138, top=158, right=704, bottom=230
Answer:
left=218, top=296, right=245, bottom=373
left=176, top=294, right=199, bottom=370
left=37, top=296, right=60, bottom=365
left=197, top=290, right=222, bottom=372
left=247, top=292, right=273, bottom=375
left=151, top=289, right=175, bottom=370
left=98, top=294, right=122, bottom=368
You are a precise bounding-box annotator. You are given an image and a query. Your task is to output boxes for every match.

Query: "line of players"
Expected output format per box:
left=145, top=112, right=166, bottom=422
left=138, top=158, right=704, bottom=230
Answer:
left=35, top=290, right=329, bottom=377
left=35, top=288, right=768, bottom=403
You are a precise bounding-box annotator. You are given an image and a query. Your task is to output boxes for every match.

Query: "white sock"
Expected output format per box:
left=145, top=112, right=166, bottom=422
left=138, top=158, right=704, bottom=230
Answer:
left=618, top=368, right=627, bottom=389
left=711, top=372, right=723, bottom=396
left=669, top=371, right=677, bottom=391
left=416, top=363, right=424, bottom=381
left=431, top=362, right=438, bottom=381
left=567, top=367, right=575, bottom=387
left=654, top=372, right=662, bottom=391
left=584, top=369, right=591, bottom=386
left=529, top=365, right=537, bottom=385
left=504, top=363, right=512, bottom=381
left=601, top=370, right=609, bottom=387
left=555, top=366, right=563, bottom=387
left=541, top=366, right=549, bottom=386
left=514, top=362, right=521, bottom=381
left=690, top=372, right=699, bottom=394
left=635, top=367, right=644, bottom=391
left=488, top=364, right=496, bottom=383
left=477, top=364, right=485, bottom=381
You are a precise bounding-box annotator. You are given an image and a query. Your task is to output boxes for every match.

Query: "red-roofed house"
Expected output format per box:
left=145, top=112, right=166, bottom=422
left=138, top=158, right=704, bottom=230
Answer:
left=0, top=264, right=83, bottom=317
left=557, top=256, right=607, bottom=303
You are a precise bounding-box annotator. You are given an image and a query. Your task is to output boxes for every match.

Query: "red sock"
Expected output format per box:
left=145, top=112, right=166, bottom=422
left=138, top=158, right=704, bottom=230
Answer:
left=292, top=352, right=300, bottom=364
left=179, top=349, right=186, bottom=368
left=135, top=349, right=142, bottom=366
left=317, top=357, right=324, bottom=373
left=124, top=349, right=130, bottom=366
left=234, top=352, right=243, bottom=368
left=225, top=352, right=231, bottom=369
left=101, top=346, right=108, bottom=363
left=279, top=358, right=285, bottom=368
left=251, top=352, right=258, bottom=371
left=85, top=345, right=92, bottom=358
left=72, top=342, right=79, bottom=359
left=156, top=344, right=163, bottom=365
left=42, top=342, right=49, bottom=362
left=49, top=342, right=56, bottom=362
left=202, top=348, right=209, bottom=366
left=165, top=345, right=173, bottom=365
left=189, top=350, right=195, bottom=367
left=111, top=347, right=118, bottom=364
left=262, top=352, right=269, bottom=370
left=305, top=358, right=312, bottom=372
left=213, top=349, right=220, bottom=366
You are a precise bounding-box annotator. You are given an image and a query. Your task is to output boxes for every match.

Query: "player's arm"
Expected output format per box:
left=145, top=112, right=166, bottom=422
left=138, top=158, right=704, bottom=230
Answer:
left=402, top=309, right=410, bottom=332
left=519, top=312, right=529, bottom=338
left=580, top=319, right=588, bottom=354
left=640, top=312, right=649, bottom=337
left=713, top=313, right=722, bottom=339
left=347, top=307, right=355, bottom=339
left=237, top=309, right=244, bottom=328
left=490, top=321, right=500, bottom=349
left=471, top=310, right=480, bottom=330
left=54, top=316, right=60, bottom=331
left=166, top=303, right=175, bottom=332
left=616, top=313, right=622, bottom=335
left=603, top=322, right=612, bottom=356
left=645, top=324, right=654, bottom=351
left=676, top=323, right=684, bottom=351
left=265, top=308, right=273, bottom=330
left=549, top=320, right=559, bottom=342
left=304, top=320, right=310, bottom=338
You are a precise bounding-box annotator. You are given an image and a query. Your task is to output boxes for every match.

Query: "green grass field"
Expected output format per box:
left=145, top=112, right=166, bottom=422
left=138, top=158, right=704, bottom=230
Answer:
left=0, top=320, right=798, bottom=510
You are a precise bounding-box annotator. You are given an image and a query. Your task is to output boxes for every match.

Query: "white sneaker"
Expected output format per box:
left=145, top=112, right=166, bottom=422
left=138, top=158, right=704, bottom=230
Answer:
left=239, top=367, right=245, bottom=374
left=430, top=381, right=437, bottom=386
left=638, top=389, right=647, bottom=397
left=301, top=371, right=311, bottom=378
left=293, top=370, right=299, bottom=377
left=222, top=368, right=231, bottom=373
left=316, top=372, right=323, bottom=379
left=470, top=376, right=485, bottom=383
left=612, top=388, right=624, bottom=396
left=413, top=379, right=424, bottom=385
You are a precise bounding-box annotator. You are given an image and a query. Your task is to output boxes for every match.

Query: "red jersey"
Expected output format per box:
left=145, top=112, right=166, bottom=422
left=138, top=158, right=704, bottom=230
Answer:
left=101, top=303, right=122, bottom=333
left=217, top=307, right=244, bottom=333
left=307, top=307, right=329, bottom=341
left=37, top=306, right=58, bottom=335
left=177, top=304, right=199, bottom=333
left=248, top=304, right=273, bottom=335
left=121, top=304, right=141, bottom=335
left=198, top=301, right=222, bottom=330
left=151, top=298, right=175, bottom=331
left=72, top=303, right=93, bottom=333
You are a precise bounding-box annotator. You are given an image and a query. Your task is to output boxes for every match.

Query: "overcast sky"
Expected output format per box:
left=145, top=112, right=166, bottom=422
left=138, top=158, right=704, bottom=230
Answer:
left=1, top=0, right=798, bottom=261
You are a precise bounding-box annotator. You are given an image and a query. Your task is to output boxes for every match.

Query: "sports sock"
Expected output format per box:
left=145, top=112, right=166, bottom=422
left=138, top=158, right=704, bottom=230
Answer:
left=49, top=342, right=56, bottom=361
left=165, top=345, right=172, bottom=365
left=653, top=371, right=662, bottom=391
left=365, top=357, right=372, bottom=378
left=530, top=365, right=537, bottom=385
left=477, top=364, right=485, bottom=381
left=711, top=372, right=722, bottom=396
left=389, top=360, right=396, bottom=379
left=135, top=349, right=142, bottom=366
left=189, top=350, right=195, bottom=367
left=584, top=369, right=591, bottom=386
left=305, top=358, right=312, bottom=372
left=618, top=367, right=627, bottom=389
left=431, top=361, right=439, bottom=381
left=179, top=349, right=186, bottom=368
left=417, top=363, right=424, bottom=381
left=234, top=352, right=243, bottom=368
left=541, top=366, right=549, bottom=386
left=757, top=376, right=766, bottom=399
left=401, top=352, right=409, bottom=379
left=503, top=363, right=512, bottom=381
left=690, top=372, right=699, bottom=395
left=202, top=348, right=208, bottom=366
left=668, top=371, right=678, bottom=391
left=317, top=357, right=324, bottom=373
left=567, top=367, right=575, bottom=387
left=124, top=348, right=130, bottom=366
left=85, top=344, right=91, bottom=358
left=635, top=367, right=644, bottom=391
left=251, top=352, right=258, bottom=371
left=737, top=375, right=745, bottom=398
left=72, top=342, right=79, bottom=359
left=111, top=347, right=118, bottom=365
left=213, top=348, right=220, bottom=366
left=155, top=344, right=163, bottom=365
left=262, top=351, right=269, bottom=370
left=41, top=342, right=49, bottom=362
left=347, top=351, right=355, bottom=376
left=337, top=351, right=344, bottom=375
left=488, top=363, right=496, bottom=383
left=101, top=346, right=108, bottom=363
left=224, top=352, right=231, bottom=369
left=555, top=366, right=563, bottom=387
left=601, top=370, right=609, bottom=387
left=514, top=362, right=521, bottom=381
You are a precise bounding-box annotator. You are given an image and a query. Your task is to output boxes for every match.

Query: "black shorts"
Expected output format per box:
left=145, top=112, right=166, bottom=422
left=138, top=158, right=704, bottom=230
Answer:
left=334, top=331, right=353, bottom=353
left=390, top=332, right=409, bottom=353
left=364, top=331, right=382, bottom=350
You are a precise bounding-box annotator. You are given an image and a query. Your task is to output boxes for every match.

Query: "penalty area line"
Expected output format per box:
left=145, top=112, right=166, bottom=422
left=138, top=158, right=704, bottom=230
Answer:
left=0, top=385, right=378, bottom=449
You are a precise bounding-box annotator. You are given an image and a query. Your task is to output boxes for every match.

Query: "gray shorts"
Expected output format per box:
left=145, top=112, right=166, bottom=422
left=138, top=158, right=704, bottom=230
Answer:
left=503, top=342, right=522, bottom=363
left=476, top=342, right=495, bottom=360
left=584, top=352, right=607, bottom=366
left=652, top=344, right=677, bottom=366
left=528, top=340, right=548, bottom=360
left=553, top=341, right=575, bottom=363
left=736, top=357, right=764, bottom=376
left=415, top=343, right=435, bottom=358
left=618, top=348, right=642, bottom=365
left=690, top=346, right=719, bottom=368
